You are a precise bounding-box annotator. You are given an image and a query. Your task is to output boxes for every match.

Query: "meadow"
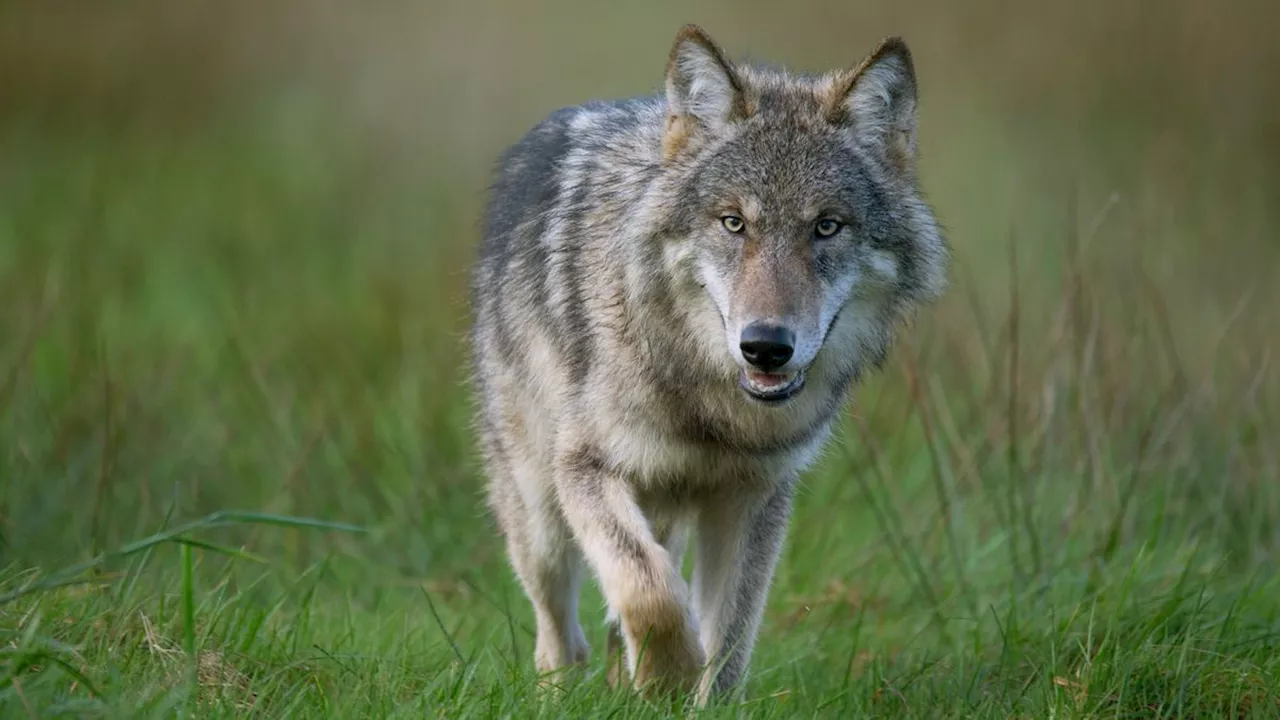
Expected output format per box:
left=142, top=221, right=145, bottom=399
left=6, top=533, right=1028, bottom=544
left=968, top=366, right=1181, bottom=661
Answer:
left=1, top=2, right=1278, bottom=717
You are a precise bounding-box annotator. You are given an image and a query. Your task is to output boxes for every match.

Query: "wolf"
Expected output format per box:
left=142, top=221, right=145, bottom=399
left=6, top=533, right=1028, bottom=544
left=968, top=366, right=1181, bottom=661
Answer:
left=468, top=24, right=947, bottom=704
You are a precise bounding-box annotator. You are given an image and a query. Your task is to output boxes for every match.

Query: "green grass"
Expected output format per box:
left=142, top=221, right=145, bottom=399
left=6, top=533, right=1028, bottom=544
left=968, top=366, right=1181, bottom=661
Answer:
left=2, top=85, right=1278, bottom=718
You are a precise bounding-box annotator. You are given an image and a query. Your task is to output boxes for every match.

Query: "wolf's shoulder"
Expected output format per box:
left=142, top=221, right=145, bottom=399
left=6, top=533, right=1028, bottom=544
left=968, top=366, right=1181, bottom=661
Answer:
left=482, top=95, right=664, bottom=236
left=498, top=95, right=665, bottom=167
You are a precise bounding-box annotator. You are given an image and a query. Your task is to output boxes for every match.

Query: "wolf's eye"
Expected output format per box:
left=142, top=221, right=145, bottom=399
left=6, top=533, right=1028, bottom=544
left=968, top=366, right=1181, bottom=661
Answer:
left=814, top=219, right=842, bottom=238
left=721, top=215, right=746, bottom=234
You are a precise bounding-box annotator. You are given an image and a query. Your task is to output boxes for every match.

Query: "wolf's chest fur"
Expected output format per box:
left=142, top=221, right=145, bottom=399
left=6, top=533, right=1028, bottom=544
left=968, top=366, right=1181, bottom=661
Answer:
left=579, top=376, right=839, bottom=490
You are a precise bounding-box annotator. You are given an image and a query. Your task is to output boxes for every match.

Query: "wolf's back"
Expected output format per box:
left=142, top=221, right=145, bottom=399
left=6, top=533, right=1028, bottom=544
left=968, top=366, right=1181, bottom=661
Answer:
left=470, top=98, right=666, bottom=386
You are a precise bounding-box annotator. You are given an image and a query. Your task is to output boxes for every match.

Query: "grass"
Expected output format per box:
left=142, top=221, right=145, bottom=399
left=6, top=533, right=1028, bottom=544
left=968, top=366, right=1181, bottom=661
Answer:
left=2, top=12, right=1279, bottom=716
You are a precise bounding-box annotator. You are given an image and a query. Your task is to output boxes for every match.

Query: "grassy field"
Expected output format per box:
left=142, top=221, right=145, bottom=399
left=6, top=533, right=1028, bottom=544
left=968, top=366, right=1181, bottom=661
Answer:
left=2, top=2, right=1279, bottom=717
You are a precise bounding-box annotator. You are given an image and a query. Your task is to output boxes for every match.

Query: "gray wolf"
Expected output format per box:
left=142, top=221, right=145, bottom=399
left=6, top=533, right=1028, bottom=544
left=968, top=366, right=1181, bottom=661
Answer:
left=468, top=24, right=947, bottom=704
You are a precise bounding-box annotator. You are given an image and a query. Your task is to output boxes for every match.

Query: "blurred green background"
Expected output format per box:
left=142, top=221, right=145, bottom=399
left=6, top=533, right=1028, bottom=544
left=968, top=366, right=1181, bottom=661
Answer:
left=1, top=1, right=1278, bottom=716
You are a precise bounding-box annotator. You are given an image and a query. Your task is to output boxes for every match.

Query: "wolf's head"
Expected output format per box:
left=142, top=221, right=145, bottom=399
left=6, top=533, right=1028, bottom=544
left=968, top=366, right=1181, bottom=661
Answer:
left=656, top=25, right=948, bottom=405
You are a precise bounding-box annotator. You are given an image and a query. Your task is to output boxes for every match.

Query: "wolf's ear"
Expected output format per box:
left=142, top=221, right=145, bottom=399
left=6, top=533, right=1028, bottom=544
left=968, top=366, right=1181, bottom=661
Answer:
left=828, top=37, right=919, bottom=175
left=664, top=25, right=746, bottom=153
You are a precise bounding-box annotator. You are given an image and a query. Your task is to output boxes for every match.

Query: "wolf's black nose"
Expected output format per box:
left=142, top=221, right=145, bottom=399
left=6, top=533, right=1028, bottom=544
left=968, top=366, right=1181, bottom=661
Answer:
left=740, top=323, right=795, bottom=371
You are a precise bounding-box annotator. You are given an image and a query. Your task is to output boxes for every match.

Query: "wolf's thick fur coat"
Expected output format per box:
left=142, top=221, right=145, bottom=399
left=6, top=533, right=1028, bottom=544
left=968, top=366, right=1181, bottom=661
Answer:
left=469, top=24, right=947, bottom=703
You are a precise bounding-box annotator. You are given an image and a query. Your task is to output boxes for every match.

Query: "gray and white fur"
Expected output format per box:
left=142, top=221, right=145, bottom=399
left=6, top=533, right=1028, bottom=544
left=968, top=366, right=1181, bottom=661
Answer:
left=468, top=24, right=948, bottom=704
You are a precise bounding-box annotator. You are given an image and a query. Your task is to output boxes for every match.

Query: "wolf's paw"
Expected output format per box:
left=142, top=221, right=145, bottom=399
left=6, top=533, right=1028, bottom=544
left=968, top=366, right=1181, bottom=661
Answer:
left=629, top=621, right=705, bottom=698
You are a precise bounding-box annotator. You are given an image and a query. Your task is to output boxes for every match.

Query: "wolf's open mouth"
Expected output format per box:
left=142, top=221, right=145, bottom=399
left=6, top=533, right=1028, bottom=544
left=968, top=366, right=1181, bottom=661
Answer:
left=739, top=368, right=806, bottom=404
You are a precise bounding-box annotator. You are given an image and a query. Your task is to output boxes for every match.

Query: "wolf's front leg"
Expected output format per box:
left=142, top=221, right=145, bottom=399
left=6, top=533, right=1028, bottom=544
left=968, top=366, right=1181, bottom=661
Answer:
left=692, top=479, right=795, bottom=705
left=554, top=446, right=705, bottom=695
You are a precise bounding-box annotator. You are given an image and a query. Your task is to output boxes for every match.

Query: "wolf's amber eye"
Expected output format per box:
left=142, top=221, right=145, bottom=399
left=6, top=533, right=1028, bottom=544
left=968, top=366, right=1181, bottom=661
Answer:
left=814, top=219, right=842, bottom=238
left=721, top=215, right=746, bottom=234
